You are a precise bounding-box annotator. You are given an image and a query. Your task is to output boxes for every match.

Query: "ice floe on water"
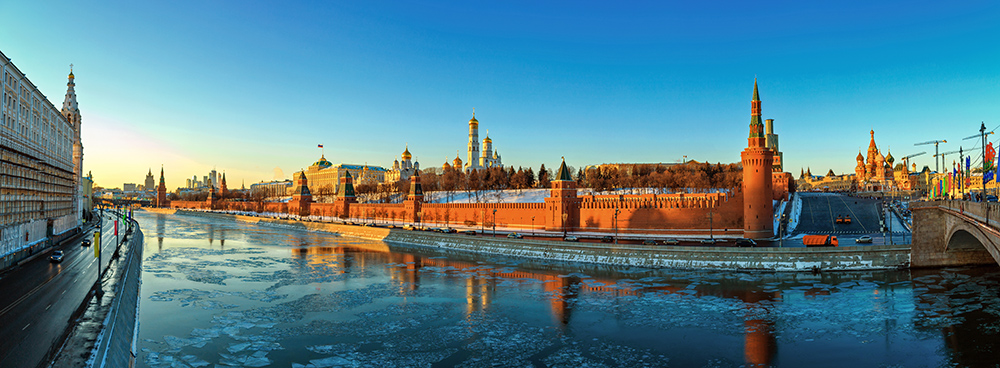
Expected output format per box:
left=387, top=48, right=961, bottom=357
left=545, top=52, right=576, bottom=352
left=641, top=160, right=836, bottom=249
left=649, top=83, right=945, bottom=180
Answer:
left=135, top=212, right=1000, bottom=367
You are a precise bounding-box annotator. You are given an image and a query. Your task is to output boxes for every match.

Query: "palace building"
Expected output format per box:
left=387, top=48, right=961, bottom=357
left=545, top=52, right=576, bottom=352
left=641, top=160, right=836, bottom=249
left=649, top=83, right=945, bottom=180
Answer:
left=294, top=155, right=386, bottom=196
left=0, top=50, right=83, bottom=269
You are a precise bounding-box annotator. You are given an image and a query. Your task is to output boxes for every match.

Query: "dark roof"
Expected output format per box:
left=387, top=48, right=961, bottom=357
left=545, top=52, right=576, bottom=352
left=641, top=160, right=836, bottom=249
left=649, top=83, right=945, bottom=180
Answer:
left=556, top=159, right=573, bottom=181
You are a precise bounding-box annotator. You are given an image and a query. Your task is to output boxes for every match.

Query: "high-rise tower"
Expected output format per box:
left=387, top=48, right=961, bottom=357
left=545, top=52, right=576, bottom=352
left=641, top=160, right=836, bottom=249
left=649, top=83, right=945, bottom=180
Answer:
left=741, top=79, right=774, bottom=239
left=466, top=111, right=480, bottom=172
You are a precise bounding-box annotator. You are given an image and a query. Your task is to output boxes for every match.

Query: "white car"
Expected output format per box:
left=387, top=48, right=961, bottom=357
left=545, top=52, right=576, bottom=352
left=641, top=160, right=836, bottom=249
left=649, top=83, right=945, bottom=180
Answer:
left=855, top=236, right=873, bottom=244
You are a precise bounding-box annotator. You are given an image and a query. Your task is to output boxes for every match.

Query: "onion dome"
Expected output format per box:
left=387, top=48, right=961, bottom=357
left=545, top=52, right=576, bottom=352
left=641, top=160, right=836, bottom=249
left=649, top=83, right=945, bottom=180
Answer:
left=402, top=144, right=412, bottom=160
left=453, top=152, right=463, bottom=167
left=856, top=151, right=864, bottom=162
left=443, top=160, right=452, bottom=170
left=469, top=111, right=478, bottom=127
left=885, top=149, right=894, bottom=165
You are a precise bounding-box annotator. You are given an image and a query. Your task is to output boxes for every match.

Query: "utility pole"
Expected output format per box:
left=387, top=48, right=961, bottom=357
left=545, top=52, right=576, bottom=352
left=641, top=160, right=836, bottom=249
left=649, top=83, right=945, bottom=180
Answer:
left=613, top=208, right=620, bottom=245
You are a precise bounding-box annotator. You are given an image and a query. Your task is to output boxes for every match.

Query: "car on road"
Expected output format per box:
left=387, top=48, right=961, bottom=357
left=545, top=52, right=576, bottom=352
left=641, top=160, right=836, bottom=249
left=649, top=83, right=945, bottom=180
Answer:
left=507, top=233, right=523, bottom=239
left=735, top=238, right=757, bottom=247
left=855, top=236, right=873, bottom=244
left=81, top=239, right=91, bottom=247
left=642, top=240, right=658, bottom=245
left=662, top=238, right=680, bottom=245
left=700, top=238, right=717, bottom=245
left=600, top=236, right=613, bottom=243
left=403, top=225, right=415, bottom=230
left=461, top=230, right=477, bottom=236
left=563, top=236, right=579, bottom=242
left=49, top=250, right=64, bottom=263
left=439, top=228, right=457, bottom=233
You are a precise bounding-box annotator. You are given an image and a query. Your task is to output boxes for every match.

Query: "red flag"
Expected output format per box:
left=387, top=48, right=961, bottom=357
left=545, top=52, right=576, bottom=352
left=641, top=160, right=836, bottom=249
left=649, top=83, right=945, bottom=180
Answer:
left=318, top=144, right=324, bottom=148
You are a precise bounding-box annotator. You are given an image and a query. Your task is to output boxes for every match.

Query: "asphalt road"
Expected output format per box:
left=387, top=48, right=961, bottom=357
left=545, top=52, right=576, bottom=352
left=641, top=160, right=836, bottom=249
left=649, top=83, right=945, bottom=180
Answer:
left=792, top=192, right=910, bottom=245
left=0, top=212, right=124, bottom=368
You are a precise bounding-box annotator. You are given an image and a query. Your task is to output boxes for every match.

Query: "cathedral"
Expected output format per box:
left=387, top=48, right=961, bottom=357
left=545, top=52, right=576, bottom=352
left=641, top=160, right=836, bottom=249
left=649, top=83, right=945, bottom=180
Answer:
left=386, top=145, right=419, bottom=182
left=447, top=111, right=502, bottom=172
left=855, top=130, right=915, bottom=191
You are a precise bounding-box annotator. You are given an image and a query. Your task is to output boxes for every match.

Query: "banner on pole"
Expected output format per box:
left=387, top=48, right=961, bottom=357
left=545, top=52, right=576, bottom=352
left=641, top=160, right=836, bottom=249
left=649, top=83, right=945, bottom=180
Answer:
left=94, top=231, right=100, bottom=258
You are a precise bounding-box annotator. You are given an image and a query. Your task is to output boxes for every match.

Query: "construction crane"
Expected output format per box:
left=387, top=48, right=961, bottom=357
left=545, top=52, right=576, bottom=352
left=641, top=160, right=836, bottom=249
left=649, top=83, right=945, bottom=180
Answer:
left=934, top=150, right=961, bottom=173
left=901, top=152, right=926, bottom=172
left=915, top=139, right=947, bottom=173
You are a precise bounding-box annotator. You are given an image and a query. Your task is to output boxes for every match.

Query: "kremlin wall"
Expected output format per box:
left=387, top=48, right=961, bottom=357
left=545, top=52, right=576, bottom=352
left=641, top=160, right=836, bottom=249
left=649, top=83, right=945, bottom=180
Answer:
left=162, top=81, right=792, bottom=239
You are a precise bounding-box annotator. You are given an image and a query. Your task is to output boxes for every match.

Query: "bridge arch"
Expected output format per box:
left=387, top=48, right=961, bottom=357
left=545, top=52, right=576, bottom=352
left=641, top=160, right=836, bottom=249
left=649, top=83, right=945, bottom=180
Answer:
left=947, top=228, right=988, bottom=251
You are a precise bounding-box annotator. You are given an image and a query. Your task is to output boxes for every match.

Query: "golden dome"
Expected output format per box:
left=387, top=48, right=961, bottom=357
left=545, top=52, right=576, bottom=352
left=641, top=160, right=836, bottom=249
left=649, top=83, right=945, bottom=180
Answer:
left=469, top=111, right=478, bottom=125
left=856, top=151, right=864, bottom=161
left=402, top=144, right=412, bottom=160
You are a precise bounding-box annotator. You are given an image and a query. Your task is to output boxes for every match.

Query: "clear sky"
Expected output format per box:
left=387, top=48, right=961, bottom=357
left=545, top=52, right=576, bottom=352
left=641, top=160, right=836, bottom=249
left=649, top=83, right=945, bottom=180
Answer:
left=2, top=1, right=998, bottom=189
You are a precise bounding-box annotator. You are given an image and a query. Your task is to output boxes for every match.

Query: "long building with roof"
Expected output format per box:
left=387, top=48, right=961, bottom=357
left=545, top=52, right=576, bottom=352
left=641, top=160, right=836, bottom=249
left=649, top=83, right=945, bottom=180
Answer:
left=0, top=50, right=83, bottom=270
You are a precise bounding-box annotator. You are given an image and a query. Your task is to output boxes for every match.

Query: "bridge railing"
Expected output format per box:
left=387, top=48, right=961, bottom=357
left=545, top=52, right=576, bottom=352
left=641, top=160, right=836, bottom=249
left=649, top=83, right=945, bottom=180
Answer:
left=913, top=199, right=1000, bottom=229
left=86, top=218, right=143, bottom=368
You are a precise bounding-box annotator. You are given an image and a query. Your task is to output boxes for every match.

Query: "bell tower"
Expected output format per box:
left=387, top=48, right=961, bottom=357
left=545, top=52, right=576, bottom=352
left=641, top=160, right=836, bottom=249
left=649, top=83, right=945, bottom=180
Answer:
left=741, top=79, right=774, bottom=239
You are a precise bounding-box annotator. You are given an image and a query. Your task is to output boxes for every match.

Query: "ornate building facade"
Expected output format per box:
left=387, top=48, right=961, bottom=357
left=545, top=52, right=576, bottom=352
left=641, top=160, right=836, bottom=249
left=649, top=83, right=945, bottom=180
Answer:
left=0, top=51, right=82, bottom=268
left=294, top=155, right=387, bottom=197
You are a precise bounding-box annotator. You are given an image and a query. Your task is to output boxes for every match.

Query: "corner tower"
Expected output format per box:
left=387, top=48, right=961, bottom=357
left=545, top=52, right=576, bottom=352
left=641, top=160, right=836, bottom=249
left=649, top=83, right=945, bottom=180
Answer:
left=157, top=166, right=168, bottom=208
left=741, top=79, right=774, bottom=239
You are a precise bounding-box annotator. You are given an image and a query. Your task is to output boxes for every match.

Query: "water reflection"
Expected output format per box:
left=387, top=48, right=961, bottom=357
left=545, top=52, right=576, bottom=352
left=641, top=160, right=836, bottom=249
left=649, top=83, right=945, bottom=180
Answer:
left=135, top=211, right=1000, bottom=368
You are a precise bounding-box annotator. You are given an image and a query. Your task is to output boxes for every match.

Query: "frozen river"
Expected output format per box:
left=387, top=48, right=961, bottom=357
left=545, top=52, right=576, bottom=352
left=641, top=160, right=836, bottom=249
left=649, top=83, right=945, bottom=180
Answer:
left=136, top=211, right=1000, bottom=367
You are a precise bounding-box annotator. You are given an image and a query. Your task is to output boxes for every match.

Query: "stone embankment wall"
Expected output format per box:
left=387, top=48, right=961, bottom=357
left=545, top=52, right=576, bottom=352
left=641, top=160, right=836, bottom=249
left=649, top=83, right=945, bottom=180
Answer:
left=167, top=209, right=911, bottom=272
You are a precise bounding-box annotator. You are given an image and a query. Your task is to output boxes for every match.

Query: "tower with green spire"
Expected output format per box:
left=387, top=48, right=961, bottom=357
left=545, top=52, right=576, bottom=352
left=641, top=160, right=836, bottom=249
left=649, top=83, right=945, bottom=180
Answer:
left=544, top=157, right=579, bottom=233
left=741, top=79, right=774, bottom=239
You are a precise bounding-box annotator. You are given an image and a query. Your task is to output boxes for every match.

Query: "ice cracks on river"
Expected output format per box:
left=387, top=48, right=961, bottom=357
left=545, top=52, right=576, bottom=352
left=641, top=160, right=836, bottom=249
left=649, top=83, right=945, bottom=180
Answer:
left=140, top=243, right=1000, bottom=367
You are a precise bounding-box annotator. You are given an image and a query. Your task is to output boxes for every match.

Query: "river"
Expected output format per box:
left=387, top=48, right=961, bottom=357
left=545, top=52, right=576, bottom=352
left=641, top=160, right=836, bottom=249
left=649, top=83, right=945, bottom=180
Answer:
left=135, top=210, right=1000, bottom=367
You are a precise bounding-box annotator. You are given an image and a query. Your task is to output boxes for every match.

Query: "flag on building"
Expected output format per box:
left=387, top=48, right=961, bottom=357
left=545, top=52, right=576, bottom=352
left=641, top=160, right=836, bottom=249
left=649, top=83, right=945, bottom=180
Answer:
left=318, top=144, right=324, bottom=148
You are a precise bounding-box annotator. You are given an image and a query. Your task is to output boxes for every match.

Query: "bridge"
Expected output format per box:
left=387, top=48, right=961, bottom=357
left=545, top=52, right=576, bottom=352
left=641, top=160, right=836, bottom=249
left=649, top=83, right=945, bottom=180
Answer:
left=96, top=197, right=153, bottom=207
left=911, top=201, right=1000, bottom=267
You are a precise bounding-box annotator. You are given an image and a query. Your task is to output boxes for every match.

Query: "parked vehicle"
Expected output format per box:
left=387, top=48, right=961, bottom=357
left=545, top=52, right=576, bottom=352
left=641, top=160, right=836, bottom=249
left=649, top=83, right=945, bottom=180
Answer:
left=81, top=239, right=91, bottom=247
left=507, top=233, right=523, bottom=239
left=803, top=234, right=839, bottom=247
left=403, top=225, right=415, bottom=230
left=50, top=250, right=64, bottom=263
left=735, top=238, right=757, bottom=247
left=855, top=236, right=873, bottom=244
left=662, top=238, right=680, bottom=245
left=700, top=238, right=716, bottom=245
left=440, top=228, right=457, bottom=233
left=642, top=240, right=658, bottom=245
left=462, top=230, right=477, bottom=236
left=563, top=236, right=579, bottom=242
left=600, top=236, right=613, bottom=243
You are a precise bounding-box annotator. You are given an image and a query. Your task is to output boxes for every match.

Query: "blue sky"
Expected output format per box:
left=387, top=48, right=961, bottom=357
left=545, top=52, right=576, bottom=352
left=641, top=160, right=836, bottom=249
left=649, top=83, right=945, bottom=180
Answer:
left=2, top=1, right=998, bottom=189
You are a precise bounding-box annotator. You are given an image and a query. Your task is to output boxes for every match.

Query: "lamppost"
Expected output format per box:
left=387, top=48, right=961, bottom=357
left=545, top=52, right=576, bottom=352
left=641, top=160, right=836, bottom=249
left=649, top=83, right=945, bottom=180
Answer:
left=531, top=216, right=535, bottom=237
left=613, top=208, right=620, bottom=245
left=481, top=208, right=485, bottom=235
left=492, top=209, right=497, bottom=238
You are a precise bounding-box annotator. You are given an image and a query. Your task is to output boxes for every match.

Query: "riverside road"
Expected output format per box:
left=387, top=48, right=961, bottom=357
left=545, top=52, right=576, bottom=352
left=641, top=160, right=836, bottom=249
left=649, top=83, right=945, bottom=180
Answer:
left=0, top=212, right=122, bottom=368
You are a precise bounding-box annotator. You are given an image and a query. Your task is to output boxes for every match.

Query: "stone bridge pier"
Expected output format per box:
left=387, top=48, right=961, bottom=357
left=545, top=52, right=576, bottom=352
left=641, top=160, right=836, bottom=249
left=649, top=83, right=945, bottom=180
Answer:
left=911, top=201, right=1000, bottom=267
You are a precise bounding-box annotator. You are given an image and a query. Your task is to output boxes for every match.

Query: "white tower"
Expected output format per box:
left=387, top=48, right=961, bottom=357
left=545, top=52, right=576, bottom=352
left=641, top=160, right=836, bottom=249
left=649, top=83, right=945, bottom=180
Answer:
left=481, top=130, right=493, bottom=168
left=61, top=65, right=83, bottom=222
left=466, top=111, right=480, bottom=171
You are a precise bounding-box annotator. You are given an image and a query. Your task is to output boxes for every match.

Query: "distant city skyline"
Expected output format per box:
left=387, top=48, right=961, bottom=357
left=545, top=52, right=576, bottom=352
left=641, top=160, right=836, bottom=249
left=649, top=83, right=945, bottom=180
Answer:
left=2, top=1, right=998, bottom=189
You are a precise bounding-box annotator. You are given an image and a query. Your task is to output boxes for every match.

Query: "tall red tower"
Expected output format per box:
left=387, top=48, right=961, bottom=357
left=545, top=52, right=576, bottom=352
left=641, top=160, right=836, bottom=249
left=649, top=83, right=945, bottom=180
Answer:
left=741, top=79, right=774, bottom=239
left=156, top=166, right=169, bottom=208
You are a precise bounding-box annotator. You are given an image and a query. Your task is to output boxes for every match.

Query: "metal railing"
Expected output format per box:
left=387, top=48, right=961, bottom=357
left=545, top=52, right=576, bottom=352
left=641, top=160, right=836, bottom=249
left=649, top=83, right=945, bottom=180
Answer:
left=86, top=218, right=143, bottom=368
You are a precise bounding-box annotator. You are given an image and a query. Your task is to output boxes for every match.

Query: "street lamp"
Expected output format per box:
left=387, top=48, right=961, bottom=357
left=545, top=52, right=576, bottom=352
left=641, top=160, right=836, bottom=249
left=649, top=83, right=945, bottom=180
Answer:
left=492, top=209, right=497, bottom=237
left=531, top=216, right=535, bottom=237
